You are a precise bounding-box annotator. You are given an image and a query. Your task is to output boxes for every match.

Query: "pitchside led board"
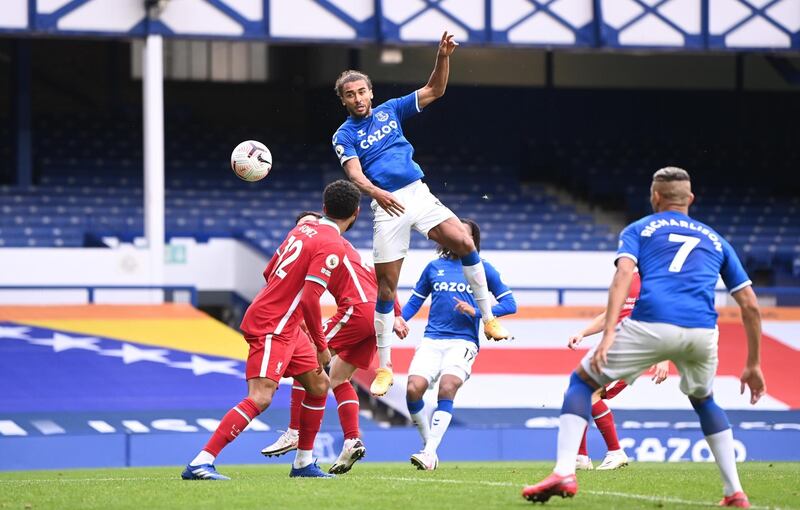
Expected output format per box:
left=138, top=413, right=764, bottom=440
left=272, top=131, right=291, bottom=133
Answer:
left=0, top=0, right=798, bottom=51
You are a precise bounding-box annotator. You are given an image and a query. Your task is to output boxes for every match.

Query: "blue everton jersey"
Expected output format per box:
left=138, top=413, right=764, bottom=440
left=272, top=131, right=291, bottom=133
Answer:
left=402, top=257, right=515, bottom=347
left=616, top=210, right=751, bottom=329
left=332, top=91, right=425, bottom=192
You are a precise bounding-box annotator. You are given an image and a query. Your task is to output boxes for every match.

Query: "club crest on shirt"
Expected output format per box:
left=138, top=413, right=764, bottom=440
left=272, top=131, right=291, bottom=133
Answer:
left=376, top=111, right=389, bottom=122
left=326, top=254, right=340, bottom=269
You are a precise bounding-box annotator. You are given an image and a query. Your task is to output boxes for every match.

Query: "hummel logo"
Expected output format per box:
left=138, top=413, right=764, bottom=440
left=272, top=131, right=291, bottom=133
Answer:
left=357, top=129, right=366, bottom=137
left=437, top=270, right=445, bottom=276
left=275, top=361, right=283, bottom=374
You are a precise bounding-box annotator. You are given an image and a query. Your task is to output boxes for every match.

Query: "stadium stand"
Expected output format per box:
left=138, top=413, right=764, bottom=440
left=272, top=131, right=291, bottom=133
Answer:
left=0, top=115, right=617, bottom=254
left=3, top=112, right=797, bottom=287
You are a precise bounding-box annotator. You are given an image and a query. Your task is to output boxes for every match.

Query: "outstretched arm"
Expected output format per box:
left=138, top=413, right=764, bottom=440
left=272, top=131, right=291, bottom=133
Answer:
left=342, top=158, right=404, bottom=217
left=568, top=311, right=607, bottom=350
left=417, top=32, right=457, bottom=109
left=732, top=286, right=766, bottom=404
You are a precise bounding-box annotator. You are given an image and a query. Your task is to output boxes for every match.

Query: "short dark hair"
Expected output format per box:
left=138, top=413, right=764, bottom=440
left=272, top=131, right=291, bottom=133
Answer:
left=335, top=70, right=372, bottom=98
left=438, top=218, right=481, bottom=260
left=295, top=210, right=322, bottom=225
left=653, top=167, right=691, bottom=182
left=323, top=180, right=361, bottom=220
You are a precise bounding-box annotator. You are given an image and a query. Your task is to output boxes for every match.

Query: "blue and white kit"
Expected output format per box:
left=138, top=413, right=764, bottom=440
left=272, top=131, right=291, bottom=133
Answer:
left=402, top=257, right=516, bottom=383
left=582, top=210, right=752, bottom=397
left=332, top=92, right=455, bottom=263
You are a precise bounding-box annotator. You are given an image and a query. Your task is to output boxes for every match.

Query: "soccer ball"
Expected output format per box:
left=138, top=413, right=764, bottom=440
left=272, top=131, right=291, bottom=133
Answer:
left=230, top=140, right=272, bottom=182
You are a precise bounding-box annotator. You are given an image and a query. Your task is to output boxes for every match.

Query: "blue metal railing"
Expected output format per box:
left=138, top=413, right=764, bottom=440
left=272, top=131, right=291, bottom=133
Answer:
left=0, top=285, right=198, bottom=306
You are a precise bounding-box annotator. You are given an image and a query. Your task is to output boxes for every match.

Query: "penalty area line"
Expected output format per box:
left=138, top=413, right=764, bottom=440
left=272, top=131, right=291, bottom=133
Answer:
left=372, top=476, right=779, bottom=510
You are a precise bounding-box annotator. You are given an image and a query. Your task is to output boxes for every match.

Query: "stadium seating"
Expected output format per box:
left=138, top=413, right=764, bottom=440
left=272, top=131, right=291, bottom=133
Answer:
left=543, top=136, right=800, bottom=281
left=0, top=116, right=617, bottom=254
left=1, top=117, right=797, bottom=283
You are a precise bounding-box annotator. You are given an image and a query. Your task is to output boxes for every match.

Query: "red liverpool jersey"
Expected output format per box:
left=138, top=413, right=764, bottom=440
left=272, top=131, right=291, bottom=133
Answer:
left=240, top=218, right=345, bottom=338
left=326, top=238, right=378, bottom=309
left=617, top=271, right=641, bottom=322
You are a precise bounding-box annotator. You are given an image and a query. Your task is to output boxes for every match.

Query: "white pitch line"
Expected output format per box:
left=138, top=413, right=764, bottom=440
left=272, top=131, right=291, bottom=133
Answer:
left=371, top=476, right=783, bottom=510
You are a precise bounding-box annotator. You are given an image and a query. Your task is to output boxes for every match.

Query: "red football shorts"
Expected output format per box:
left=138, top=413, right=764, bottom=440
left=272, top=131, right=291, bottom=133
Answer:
left=324, top=303, right=377, bottom=370
left=244, top=328, right=319, bottom=382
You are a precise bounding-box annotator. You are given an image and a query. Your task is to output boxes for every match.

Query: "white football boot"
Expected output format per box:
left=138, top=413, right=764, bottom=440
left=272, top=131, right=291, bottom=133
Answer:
left=260, top=429, right=298, bottom=457
left=328, top=438, right=367, bottom=474
left=575, top=454, right=594, bottom=470
left=596, top=449, right=629, bottom=470
left=410, top=450, right=439, bottom=471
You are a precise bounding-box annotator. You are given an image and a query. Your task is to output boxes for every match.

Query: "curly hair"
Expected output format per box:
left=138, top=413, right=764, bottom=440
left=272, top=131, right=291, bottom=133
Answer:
left=334, top=70, right=372, bottom=98
left=323, top=180, right=361, bottom=220
left=438, top=219, right=481, bottom=260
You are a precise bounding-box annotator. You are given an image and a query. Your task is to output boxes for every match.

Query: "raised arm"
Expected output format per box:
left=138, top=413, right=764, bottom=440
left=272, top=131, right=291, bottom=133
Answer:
left=342, top=158, right=405, bottom=217
left=417, top=32, right=458, bottom=109
left=731, top=286, right=766, bottom=404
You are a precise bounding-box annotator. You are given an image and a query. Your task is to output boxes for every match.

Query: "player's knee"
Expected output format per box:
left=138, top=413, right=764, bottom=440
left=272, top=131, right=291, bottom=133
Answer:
left=248, top=390, right=273, bottom=411
left=460, top=235, right=476, bottom=254
left=688, top=393, right=712, bottom=407
left=438, top=378, right=462, bottom=399
left=306, top=374, right=330, bottom=397
left=406, top=380, right=426, bottom=401
left=377, top=281, right=396, bottom=301
left=330, top=374, right=350, bottom=388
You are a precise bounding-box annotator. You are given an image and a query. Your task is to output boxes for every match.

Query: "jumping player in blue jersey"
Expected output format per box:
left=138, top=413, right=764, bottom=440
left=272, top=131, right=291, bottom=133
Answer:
left=522, top=168, right=766, bottom=508
left=331, top=32, right=511, bottom=398
left=401, top=219, right=516, bottom=470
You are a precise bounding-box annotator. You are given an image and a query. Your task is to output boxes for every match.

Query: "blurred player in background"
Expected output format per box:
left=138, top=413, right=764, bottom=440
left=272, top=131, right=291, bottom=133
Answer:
left=181, top=180, right=361, bottom=480
left=402, top=219, right=516, bottom=470
left=522, top=167, right=766, bottom=507
left=331, top=31, right=511, bottom=398
left=261, top=211, right=409, bottom=474
left=567, top=269, right=670, bottom=471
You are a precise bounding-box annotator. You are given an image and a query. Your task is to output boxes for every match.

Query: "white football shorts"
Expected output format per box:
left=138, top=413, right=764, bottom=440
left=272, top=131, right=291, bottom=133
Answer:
left=371, top=179, right=456, bottom=263
left=580, top=318, right=719, bottom=398
left=408, top=338, right=478, bottom=385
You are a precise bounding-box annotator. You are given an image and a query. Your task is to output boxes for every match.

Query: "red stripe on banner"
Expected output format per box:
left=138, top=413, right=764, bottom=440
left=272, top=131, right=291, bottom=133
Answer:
left=351, top=323, right=799, bottom=409
left=717, top=324, right=799, bottom=408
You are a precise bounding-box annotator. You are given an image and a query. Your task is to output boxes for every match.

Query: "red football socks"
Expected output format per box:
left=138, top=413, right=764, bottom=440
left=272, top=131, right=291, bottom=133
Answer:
left=578, top=426, right=589, bottom=456
left=202, top=397, right=261, bottom=456
left=592, top=400, right=621, bottom=451
left=298, top=393, right=327, bottom=450
left=289, top=383, right=305, bottom=430
left=333, top=382, right=360, bottom=440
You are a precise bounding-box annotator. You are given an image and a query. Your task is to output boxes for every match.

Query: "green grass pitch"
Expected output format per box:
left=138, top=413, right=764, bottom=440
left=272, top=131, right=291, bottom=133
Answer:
left=1, top=462, right=797, bottom=510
